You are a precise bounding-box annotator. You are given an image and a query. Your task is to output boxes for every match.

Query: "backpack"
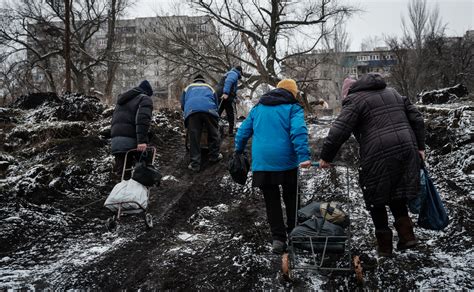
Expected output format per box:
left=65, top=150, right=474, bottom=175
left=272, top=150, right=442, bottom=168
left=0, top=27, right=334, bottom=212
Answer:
left=228, top=152, right=250, bottom=185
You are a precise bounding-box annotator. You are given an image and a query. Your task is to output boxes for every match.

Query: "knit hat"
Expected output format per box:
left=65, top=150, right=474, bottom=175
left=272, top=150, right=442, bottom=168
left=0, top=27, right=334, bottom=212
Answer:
left=277, top=79, right=298, bottom=98
left=235, top=65, right=243, bottom=73
left=194, top=74, right=206, bottom=83
left=138, top=80, right=153, bottom=96
left=341, top=77, right=356, bottom=99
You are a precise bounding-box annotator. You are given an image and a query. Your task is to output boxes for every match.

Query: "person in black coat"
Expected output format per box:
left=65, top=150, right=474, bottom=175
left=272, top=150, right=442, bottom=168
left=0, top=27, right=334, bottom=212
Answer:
left=111, top=80, right=154, bottom=179
left=319, top=73, right=425, bottom=256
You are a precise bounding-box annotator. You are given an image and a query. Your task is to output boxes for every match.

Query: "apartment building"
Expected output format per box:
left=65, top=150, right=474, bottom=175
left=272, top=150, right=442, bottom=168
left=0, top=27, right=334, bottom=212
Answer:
left=28, top=15, right=216, bottom=104
left=282, top=48, right=397, bottom=111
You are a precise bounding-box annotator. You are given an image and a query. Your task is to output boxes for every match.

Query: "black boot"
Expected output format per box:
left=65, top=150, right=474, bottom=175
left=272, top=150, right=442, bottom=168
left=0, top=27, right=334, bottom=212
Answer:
left=375, top=229, right=393, bottom=257
left=394, top=216, right=418, bottom=250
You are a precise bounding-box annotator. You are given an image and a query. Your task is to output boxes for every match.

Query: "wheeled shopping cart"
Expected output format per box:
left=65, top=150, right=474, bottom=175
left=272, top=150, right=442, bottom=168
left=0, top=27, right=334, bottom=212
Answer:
left=104, top=147, right=157, bottom=231
left=281, top=162, right=363, bottom=284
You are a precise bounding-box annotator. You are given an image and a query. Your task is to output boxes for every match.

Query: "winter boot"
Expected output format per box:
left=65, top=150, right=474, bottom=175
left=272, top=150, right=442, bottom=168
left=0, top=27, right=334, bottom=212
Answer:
left=394, top=216, right=418, bottom=250
left=375, top=229, right=393, bottom=257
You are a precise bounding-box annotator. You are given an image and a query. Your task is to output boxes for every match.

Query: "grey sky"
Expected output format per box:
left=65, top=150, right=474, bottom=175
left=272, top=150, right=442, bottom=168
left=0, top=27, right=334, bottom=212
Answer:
left=128, top=0, right=474, bottom=51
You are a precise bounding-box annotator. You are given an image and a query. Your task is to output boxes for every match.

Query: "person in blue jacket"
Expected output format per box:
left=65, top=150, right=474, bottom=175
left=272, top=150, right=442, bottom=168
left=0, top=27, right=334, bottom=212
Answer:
left=216, top=66, right=242, bottom=137
left=181, top=74, right=223, bottom=172
left=234, top=79, right=312, bottom=254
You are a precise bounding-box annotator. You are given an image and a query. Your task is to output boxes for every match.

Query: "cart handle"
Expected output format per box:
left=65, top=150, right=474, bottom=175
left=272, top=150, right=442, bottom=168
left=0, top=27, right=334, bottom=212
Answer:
left=121, top=146, right=157, bottom=181
left=311, top=161, right=320, bottom=168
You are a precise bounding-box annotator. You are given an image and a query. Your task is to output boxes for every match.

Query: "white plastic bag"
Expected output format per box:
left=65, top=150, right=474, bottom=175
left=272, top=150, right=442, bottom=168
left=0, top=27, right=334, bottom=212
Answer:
left=104, top=179, right=148, bottom=213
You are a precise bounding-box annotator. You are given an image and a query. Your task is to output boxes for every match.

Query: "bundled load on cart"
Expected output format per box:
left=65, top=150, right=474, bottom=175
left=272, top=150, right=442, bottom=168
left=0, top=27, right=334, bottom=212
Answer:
left=104, top=147, right=161, bottom=231
left=281, top=162, right=363, bottom=283
left=290, top=201, right=350, bottom=253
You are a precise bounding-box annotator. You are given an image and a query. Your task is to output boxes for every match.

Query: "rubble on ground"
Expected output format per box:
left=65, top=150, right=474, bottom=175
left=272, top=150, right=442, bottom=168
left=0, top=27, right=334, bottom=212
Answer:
left=417, top=84, right=469, bottom=104
left=0, top=91, right=472, bottom=290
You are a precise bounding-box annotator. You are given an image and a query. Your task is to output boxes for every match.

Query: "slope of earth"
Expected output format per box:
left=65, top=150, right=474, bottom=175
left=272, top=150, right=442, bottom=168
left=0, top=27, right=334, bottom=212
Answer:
left=0, top=93, right=472, bottom=290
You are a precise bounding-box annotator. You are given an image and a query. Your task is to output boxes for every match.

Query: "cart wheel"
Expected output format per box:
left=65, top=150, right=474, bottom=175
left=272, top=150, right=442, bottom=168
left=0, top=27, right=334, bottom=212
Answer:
left=145, top=213, right=153, bottom=229
left=282, top=252, right=292, bottom=281
left=106, top=216, right=117, bottom=232
left=353, top=255, right=364, bottom=285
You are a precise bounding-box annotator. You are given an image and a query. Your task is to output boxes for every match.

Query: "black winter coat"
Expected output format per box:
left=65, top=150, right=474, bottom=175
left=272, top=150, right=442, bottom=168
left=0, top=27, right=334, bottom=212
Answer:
left=111, top=88, right=153, bottom=150
left=320, top=73, right=425, bottom=208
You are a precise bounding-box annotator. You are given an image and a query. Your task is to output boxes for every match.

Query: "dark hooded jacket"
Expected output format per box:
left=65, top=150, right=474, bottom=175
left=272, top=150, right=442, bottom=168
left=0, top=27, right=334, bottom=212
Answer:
left=111, top=87, right=153, bottom=153
left=320, top=73, right=425, bottom=208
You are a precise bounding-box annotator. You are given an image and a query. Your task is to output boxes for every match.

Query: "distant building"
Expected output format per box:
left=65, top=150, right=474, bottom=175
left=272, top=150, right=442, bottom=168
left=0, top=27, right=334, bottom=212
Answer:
left=27, top=15, right=217, bottom=105
left=282, top=48, right=397, bottom=111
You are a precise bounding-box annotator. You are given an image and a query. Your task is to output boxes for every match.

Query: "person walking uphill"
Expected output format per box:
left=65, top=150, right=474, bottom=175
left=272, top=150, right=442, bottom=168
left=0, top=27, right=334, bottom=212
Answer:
left=319, top=73, right=425, bottom=257
left=111, top=80, right=154, bottom=179
left=181, top=74, right=223, bottom=172
left=234, top=79, right=311, bottom=254
left=216, top=66, right=242, bottom=137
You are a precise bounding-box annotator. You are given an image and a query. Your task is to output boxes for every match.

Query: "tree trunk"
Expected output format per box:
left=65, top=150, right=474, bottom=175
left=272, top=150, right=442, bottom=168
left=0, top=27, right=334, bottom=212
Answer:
left=64, top=0, right=72, bottom=92
left=104, top=0, right=118, bottom=104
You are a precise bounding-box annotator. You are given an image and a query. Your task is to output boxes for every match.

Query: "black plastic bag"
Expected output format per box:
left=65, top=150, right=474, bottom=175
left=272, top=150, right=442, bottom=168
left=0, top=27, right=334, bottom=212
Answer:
left=228, top=152, right=250, bottom=185
left=418, top=167, right=449, bottom=230
left=132, top=161, right=162, bottom=187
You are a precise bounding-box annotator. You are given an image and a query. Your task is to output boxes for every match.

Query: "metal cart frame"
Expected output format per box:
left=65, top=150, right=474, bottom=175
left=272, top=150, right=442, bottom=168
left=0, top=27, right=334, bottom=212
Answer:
left=281, top=162, right=363, bottom=283
left=105, top=146, right=157, bottom=231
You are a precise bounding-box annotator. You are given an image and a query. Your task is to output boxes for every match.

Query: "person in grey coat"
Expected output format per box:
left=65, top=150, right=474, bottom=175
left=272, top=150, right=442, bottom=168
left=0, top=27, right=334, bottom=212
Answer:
left=111, top=80, right=154, bottom=179
left=319, top=73, right=425, bottom=256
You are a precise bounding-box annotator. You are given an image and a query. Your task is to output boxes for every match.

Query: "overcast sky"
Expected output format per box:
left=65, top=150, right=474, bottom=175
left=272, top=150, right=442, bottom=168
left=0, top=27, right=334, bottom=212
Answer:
left=128, top=0, right=474, bottom=51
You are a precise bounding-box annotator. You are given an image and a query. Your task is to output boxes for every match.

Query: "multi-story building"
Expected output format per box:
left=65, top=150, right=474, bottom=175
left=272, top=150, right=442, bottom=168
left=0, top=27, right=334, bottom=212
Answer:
left=28, top=15, right=217, bottom=105
left=282, top=48, right=397, bottom=111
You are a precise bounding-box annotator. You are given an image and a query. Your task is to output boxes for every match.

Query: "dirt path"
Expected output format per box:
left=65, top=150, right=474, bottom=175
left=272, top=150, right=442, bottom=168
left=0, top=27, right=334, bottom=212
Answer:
left=1, top=101, right=472, bottom=290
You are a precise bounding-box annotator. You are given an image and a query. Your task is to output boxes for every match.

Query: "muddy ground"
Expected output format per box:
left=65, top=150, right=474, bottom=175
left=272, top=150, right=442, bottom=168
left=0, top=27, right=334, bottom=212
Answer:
left=0, top=93, right=472, bottom=290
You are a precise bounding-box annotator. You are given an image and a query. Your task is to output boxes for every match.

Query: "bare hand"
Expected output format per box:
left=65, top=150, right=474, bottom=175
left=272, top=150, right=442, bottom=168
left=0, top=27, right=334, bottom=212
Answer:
left=419, top=150, right=425, bottom=160
left=221, top=94, right=229, bottom=100
left=319, top=159, right=331, bottom=168
left=299, top=160, right=311, bottom=168
left=137, top=143, right=147, bottom=152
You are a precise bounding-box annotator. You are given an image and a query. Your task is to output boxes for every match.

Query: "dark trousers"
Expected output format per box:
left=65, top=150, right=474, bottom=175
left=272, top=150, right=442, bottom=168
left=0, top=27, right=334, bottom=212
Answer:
left=188, top=112, right=220, bottom=168
left=369, top=199, right=409, bottom=231
left=218, top=99, right=234, bottom=134
left=260, top=184, right=298, bottom=242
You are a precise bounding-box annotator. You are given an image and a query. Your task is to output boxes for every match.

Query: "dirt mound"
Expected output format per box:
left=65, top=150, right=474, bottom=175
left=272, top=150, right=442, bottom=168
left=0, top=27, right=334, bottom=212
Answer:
left=418, top=84, right=469, bottom=104
left=11, top=92, right=61, bottom=109
left=0, top=91, right=472, bottom=290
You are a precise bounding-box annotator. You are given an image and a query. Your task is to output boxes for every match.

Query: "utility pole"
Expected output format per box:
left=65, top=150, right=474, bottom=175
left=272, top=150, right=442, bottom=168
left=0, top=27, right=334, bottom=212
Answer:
left=64, top=0, right=72, bottom=92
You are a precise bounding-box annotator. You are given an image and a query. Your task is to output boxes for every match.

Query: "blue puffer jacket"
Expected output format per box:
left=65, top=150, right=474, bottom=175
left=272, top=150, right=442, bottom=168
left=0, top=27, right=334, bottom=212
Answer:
left=234, top=88, right=311, bottom=171
left=222, top=68, right=241, bottom=97
left=180, top=81, right=219, bottom=125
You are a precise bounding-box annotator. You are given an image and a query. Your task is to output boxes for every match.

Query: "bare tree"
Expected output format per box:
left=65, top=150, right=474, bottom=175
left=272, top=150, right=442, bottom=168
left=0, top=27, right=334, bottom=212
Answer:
left=104, top=0, right=131, bottom=104
left=360, top=35, right=382, bottom=51
left=0, top=0, right=131, bottom=97
left=386, top=0, right=453, bottom=100
left=144, top=0, right=355, bottom=97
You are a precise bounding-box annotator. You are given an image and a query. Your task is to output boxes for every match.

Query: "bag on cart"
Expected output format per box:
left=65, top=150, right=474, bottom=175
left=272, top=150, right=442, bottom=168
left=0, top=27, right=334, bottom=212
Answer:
left=104, top=179, right=149, bottom=213
left=290, top=217, right=346, bottom=253
left=228, top=151, right=250, bottom=185
left=298, top=201, right=350, bottom=227
left=132, top=160, right=162, bottom=187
